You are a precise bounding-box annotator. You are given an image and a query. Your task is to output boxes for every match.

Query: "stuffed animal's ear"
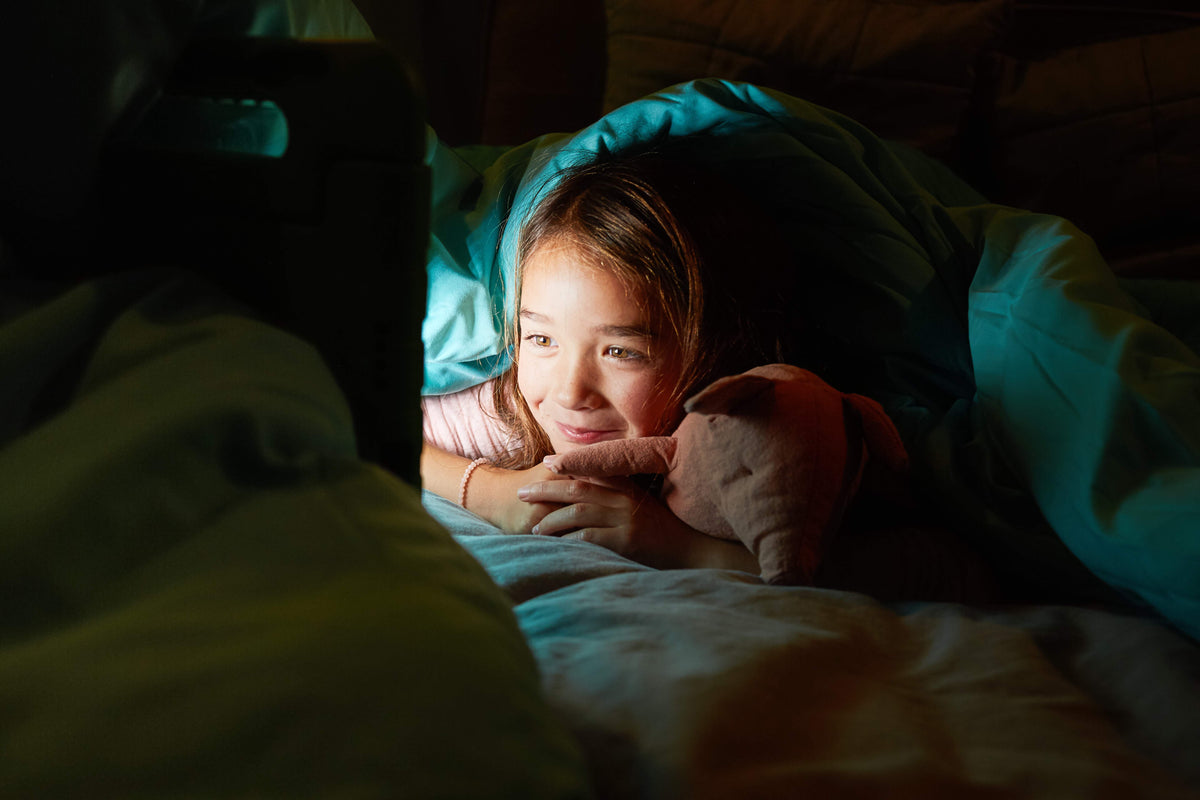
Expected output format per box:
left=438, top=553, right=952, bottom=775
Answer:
left=845, top=394, right=908, bottom=474
left=684, top=373, right=775, bottom=415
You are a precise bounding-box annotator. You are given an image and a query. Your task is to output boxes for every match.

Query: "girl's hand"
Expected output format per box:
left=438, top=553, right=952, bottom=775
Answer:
left=470, top=462, right=570, bottom=535
left=516, top=477, right=761, bottom=574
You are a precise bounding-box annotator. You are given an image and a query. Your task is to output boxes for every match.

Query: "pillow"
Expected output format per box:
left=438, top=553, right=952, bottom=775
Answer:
left=604, top=0, right=1010, bottom=165
left=983, top=26, right=1200, bottom=257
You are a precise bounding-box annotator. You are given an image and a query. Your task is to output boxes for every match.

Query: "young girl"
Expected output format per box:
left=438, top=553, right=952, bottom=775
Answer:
left=421, top=153, right=793, bottom=572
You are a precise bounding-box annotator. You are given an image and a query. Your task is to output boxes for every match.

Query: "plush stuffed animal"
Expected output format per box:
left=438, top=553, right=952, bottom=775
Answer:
left=543, top=364, right=910, bottom=585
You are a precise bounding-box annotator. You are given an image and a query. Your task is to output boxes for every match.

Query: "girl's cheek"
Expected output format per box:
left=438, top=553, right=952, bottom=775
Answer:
left=516, top=362, right=543, bottom=406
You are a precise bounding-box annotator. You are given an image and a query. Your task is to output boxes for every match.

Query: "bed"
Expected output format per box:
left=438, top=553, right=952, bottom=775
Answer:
left=430, top=493, right=1200, bottom=798
left=417, top=74, right=1200, bottom=797
left=3, top=1, right=1200, bottom=797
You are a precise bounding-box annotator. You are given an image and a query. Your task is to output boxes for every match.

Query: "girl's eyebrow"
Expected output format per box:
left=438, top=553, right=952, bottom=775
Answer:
left=520, top=308, right=655, bottom=339
left=597, top=324, right=656, bottom=339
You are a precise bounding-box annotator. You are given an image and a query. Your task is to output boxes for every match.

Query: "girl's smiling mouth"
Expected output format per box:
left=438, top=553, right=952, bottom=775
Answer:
left=556, top=422, right=621, bottom=445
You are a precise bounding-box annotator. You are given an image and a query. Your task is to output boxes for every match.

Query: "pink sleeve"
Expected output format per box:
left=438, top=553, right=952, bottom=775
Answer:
left=421, top=379, right=517, bottom=461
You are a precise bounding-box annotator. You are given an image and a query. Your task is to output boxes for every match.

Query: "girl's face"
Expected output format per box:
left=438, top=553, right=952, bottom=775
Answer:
left=516, top=244, right=683, bottom=454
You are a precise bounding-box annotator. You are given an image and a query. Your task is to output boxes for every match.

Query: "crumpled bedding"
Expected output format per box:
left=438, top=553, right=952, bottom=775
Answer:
left=422, top=78, right=1200, bottom=640
left=427, top=491, right=1200, bottom=799
left=0, top=272, right=589, bottom=798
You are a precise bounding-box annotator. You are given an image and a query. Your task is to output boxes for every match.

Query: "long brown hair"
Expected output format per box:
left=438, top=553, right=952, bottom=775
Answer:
left=491, top=152, right=789, bottom=468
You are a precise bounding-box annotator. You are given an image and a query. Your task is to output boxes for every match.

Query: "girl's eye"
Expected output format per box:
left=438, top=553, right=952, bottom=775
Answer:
left=605, top=345, right=639, bottom=359
left=525, top=334, right=552, bottom=348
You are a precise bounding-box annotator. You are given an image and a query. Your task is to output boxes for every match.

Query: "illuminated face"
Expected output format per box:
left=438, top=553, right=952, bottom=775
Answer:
left=516, top=244, right=683, bottom=454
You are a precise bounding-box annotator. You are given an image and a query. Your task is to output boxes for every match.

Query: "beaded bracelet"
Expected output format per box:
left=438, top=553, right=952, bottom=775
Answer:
left=458, top=457, right=490, bottom=508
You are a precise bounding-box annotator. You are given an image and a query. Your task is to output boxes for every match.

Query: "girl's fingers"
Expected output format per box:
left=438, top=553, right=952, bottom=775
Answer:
left=530, top=502, right=606, bottom=537
left=574, top=475, right=640, bottom=493
left=517, top=478, right=644, bottom=539
left=518, top=478, right=613, bottom=505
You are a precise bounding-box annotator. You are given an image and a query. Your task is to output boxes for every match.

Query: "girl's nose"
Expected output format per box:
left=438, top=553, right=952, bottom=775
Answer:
left=554, top=356, right=600, bottom=410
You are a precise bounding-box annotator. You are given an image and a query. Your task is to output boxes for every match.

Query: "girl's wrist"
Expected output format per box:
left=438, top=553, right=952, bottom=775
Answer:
left=460, top=461, right=509, bottom=529
left=458, top=457, right=490, bottom=509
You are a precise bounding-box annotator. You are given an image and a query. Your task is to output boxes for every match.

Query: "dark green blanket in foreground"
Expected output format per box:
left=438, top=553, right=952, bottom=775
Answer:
left=424, top=79, right=1200, bottom=639
left=0, top=272, right=588, bottom=798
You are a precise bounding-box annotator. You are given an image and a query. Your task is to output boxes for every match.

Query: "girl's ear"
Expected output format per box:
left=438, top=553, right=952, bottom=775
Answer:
left=684, top=373, right=775, bottom=415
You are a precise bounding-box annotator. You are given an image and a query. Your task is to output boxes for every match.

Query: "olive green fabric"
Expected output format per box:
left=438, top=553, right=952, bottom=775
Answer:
left=0, top=271, right=589, bottom=798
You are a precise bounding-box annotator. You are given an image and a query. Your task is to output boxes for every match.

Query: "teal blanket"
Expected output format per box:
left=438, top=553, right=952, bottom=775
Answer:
left=422, top=79, right=1200, bottom=639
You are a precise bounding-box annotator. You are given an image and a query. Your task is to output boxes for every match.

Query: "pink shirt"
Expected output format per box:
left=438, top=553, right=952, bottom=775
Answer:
left=421, top=379, right=518, bottom=461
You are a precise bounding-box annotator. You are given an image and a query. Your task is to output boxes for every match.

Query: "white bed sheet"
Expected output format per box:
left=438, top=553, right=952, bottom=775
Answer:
left=424, top=491, right=1200, bottom=799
